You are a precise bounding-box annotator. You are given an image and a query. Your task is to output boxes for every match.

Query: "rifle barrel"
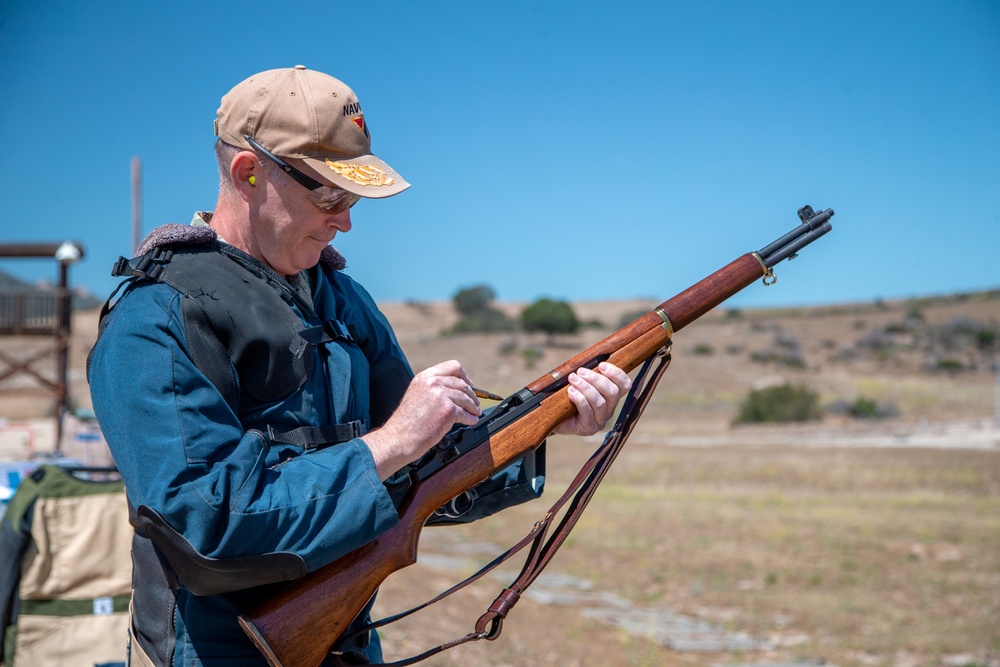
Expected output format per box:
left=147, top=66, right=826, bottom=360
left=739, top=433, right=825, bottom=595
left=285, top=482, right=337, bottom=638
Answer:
left=755, top=207, right=835, bottom=261
left=759, top=220, right=833, bottom=267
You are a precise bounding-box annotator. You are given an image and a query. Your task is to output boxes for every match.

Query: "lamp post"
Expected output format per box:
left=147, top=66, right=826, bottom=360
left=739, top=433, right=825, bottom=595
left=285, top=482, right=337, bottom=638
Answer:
left=54, top=241, right=83, bottom=451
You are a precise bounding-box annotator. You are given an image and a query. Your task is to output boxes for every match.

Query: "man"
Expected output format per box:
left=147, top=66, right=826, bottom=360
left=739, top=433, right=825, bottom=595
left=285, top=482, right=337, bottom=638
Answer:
left=88, top=66, right=631, bottom=666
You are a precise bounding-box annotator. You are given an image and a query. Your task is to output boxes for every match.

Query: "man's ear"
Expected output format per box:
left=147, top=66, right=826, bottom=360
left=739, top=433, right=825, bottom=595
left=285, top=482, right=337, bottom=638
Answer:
left=230, top=151, right=261, bottom=202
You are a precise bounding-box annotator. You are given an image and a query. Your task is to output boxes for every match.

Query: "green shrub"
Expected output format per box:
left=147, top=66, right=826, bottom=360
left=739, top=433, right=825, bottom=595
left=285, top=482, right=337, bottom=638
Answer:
left=449, top=309, right=515, bottom=334
left=935, top=358, right=965, bottom=372
left=884, top=321, right=913, bottom=334
left=453, top=285, right=496, bottom=316
left=448, top=284, right=514, bottom=333
left=828, top=396, right=899, bottom=420
left=521, top=345, right=543, bottom=369
left=905, top=305, right=925, bottom=322
left=837, top=396, right=899, bottom=420
left=976, top=327, right=997, bottom=350
left=735, top=383, right=822, bottom=424
left=521, top=298, right=580, bottom=339
left=749, top=350, right=807, bottom=369
left=847, top=397, right=880, bottom=419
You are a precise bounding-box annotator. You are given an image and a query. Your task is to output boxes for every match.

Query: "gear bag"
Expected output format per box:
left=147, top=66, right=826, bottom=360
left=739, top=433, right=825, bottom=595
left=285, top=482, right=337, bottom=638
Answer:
left=0, top=465, right=130, bottom=667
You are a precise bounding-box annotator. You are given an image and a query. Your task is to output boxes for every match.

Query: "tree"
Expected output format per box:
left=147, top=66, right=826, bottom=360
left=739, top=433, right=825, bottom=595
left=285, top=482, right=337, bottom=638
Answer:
left=448, top=284, right=514, bottom=334
left=453, top=285, right=497, bottom=317
left=520, top=298, right=580, bottom=342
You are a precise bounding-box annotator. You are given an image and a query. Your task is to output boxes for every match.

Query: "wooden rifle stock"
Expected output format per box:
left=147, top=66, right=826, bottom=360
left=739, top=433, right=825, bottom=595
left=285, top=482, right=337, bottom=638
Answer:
left=238, top=206, right=835, bottom=667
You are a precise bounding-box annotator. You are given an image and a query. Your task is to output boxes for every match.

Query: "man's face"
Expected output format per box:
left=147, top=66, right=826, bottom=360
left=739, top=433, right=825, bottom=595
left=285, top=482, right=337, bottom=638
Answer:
left=249, top=175, right=355, bottom=276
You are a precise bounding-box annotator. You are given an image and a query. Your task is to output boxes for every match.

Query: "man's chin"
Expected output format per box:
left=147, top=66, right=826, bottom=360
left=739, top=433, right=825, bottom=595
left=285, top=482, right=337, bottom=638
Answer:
left=286, top=250, right=324, bottom=274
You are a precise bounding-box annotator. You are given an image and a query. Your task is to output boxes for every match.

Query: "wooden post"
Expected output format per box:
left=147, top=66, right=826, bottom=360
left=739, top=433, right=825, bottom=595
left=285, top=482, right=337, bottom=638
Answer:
left=0, top=242, right=84, bottom=452
left=132, top=157, right=142, bottom=255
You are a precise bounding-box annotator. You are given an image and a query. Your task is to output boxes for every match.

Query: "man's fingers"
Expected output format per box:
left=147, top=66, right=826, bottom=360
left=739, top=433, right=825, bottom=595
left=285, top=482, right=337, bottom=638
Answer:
left=566, top=380, right=599, bottom=433
left=555, top=362, right=633, bottom=436
left=452, top=384, right=483, bottom=420
left=426, top=359, right=475, bottom=386
left=439, top=374, right=482, bottom=414
left=422, top=365, right=482, bottom=419
left=574, top=368, right=614, bottom=421
left=597, top=362, right=632, bottom=392
left=571, top=370, right=608, bottom=411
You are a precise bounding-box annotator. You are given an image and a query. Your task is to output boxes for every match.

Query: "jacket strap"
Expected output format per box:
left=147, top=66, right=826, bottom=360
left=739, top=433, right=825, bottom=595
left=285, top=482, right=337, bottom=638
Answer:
left=266, top=421, right=367, bottom=450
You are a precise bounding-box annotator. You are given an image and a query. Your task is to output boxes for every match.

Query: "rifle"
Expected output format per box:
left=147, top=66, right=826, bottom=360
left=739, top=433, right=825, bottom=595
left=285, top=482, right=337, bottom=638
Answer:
left=238, top=205, right=835, bottom=667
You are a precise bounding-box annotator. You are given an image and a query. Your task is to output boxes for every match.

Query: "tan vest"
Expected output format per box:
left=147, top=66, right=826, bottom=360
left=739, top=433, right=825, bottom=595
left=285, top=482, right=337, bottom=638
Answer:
left=1, top=465, right=131, bottom=667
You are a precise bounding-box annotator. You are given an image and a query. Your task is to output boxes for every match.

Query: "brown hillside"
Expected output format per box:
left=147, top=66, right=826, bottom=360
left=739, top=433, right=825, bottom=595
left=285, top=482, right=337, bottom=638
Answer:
left=377, top=291, right=1000, bottom=440
left=4, top=289, right=999, bottom=438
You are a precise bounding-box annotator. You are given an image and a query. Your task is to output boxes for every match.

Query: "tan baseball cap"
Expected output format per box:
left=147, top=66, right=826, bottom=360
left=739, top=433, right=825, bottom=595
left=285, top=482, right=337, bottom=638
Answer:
left=215, top=65, right=410, bottom=198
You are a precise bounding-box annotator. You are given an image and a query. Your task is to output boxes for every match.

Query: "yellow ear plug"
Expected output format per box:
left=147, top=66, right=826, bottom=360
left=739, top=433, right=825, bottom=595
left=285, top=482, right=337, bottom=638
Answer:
left=248, top=175, right=256, bottom=186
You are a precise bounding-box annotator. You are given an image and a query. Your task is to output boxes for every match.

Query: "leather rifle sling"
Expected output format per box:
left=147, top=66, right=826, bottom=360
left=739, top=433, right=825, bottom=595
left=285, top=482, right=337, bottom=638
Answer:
left=334, top=346, right=673, bottom=667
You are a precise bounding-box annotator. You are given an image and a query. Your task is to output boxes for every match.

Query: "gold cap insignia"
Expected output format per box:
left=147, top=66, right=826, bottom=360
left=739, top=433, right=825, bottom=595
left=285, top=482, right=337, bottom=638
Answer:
left=325, top=159, right=395, bottom=187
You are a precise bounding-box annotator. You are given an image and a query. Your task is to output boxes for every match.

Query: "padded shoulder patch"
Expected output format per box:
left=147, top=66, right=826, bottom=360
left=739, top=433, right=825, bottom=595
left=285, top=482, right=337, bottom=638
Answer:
left=152, top=245, right=314, bottom=410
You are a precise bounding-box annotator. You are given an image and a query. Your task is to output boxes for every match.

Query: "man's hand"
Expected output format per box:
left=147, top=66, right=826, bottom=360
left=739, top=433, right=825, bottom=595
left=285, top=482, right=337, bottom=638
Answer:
left=552, top=362, right=632, bottom=436
left=364, top=360, right=482, bottom=480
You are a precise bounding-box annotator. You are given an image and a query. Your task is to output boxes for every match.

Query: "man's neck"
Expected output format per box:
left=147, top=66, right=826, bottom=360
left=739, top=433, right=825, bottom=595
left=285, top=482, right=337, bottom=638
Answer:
left=208, top=199, right=271, bottom=272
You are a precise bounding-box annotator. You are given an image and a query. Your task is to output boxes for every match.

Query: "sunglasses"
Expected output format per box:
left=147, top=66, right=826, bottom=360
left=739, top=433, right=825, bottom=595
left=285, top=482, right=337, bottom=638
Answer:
left=244, top=134, right=327, bottom=190
left=243, top=136, right=363, bottom=212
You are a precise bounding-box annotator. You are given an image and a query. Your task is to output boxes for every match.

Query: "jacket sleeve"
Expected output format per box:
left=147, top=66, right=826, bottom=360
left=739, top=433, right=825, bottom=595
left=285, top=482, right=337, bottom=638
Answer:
left=88, top=282, right=400, bottom=573
left=0, top=473, right=37, bottom=662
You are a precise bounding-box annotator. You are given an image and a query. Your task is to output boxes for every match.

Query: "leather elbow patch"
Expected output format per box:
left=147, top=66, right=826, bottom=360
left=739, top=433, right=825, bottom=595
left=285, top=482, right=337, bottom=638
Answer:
left=135, top=505, right=307, bottom=596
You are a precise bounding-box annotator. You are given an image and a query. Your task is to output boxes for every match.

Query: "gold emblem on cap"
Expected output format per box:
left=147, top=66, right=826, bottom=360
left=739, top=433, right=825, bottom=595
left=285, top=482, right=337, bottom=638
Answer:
left=325, top=160, right=395, bottom=187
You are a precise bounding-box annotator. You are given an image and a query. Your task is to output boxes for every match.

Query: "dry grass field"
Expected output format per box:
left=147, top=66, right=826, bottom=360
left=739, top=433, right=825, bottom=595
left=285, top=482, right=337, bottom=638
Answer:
left=2, top=289, right=999, bottom=666
left=372, top=292, right=1000, bottom=667
left=375, top=444, right=999, bottom=667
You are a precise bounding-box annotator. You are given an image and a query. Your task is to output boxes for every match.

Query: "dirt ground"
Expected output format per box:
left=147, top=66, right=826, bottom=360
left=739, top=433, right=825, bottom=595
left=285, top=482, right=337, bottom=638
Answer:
left=1, top=290, right=999, bottom=666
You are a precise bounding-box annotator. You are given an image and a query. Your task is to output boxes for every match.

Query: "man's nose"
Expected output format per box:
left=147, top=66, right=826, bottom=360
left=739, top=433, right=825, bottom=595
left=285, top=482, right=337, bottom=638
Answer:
left=330, top=210, right=352, bottom=233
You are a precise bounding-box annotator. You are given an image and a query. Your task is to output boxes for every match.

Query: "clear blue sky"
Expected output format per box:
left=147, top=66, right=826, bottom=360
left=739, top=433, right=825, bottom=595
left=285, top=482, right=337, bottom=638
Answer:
left=1, top=1, right=997, bottom=310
